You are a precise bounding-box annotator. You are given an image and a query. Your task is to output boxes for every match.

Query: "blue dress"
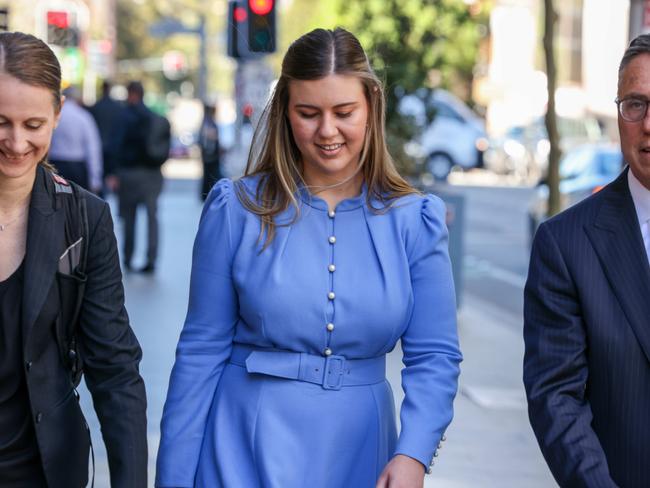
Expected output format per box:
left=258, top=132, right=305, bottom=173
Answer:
left=156, top=177, right=462, bottom=488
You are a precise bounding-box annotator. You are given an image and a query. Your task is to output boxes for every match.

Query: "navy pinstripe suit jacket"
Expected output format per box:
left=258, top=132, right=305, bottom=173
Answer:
left=524, top=167, right=650, bottom=488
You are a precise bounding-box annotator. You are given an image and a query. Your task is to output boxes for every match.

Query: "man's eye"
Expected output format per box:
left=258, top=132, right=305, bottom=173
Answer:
left=26, top=124, right=43, bottom=130
left=626, top=99, right=646, bottom=109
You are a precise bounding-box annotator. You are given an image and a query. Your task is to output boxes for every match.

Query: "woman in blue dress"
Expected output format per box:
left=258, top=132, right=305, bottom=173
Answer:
left=156, top=28, right=462, bottom=488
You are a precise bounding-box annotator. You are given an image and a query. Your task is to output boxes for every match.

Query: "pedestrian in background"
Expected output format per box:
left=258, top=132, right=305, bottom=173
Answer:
left=49, top=85, right=103, bottom=194
left=88, top=80, right=124, bottom=193
left=198, top=102, right=222, bottom=200
left=524, top=33, right=650, bottom=488
left=156, top=28, right=461, bottom=488
left=113, top=81, right=165, bottom=273
left=0, top=31, right=147, bottom=487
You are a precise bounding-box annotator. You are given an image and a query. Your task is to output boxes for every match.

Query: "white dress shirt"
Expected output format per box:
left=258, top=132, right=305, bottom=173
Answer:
left=49, top=100, right=103, bottom=191
left=628, top=169, right=650, bottom=264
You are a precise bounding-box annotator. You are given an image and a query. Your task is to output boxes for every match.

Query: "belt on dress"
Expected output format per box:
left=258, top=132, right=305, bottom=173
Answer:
left=228, top=343, right=386, bottom=391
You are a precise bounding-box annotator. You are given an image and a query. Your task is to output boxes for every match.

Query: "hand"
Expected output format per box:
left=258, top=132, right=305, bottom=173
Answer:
left=376, top=454, right=425, bottom=488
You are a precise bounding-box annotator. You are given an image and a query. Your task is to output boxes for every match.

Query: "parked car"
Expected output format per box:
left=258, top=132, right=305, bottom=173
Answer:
left=527, top=143, right=623, bottom=244
left=485, top=116, right=604, bottom=182
left=399, top=88, right=488, bottom=181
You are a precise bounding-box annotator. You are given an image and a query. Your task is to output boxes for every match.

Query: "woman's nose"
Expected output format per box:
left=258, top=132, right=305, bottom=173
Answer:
left=318, top=114, right=338, bottom=138
left=4, top=129, right=30, bottom=155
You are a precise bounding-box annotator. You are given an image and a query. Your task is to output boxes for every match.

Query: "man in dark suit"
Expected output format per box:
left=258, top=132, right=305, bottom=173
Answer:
left=524, top=34, right=650, bottom=488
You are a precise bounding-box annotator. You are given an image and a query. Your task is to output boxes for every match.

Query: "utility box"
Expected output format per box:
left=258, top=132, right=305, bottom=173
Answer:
left=422, top=186, right=465, bottom=309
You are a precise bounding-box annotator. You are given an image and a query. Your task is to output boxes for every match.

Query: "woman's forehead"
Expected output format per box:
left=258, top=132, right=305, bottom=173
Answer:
left=0, top=73, right=56, bottom=119
left=288, top=74, right=365, bottom=107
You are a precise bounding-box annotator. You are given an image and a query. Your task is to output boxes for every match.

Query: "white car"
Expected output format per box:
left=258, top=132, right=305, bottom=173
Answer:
left=400, top=88, right=488, bottom=181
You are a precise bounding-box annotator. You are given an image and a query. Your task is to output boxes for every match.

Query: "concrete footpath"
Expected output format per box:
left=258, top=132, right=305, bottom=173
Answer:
left=78, top=176, right=556, bottom=487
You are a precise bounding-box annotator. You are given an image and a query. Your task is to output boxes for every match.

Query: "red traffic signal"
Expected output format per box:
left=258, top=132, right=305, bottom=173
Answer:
left=249, top=0, right=273, bottom=16
left=46, top=10, right=79, bottom=47
left=234, top=6, right=247, bottom=23
left=47, top=11, right=69, bottom=29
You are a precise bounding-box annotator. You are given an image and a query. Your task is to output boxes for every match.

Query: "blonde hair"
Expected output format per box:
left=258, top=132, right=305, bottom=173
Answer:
left=237, top=28, right=417, bottom=247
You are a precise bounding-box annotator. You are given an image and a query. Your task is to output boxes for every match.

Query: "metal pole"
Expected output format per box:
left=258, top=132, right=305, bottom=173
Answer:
left=629, top=0, right=650, bottom=40
left=198, top=13, right=208, bottom=102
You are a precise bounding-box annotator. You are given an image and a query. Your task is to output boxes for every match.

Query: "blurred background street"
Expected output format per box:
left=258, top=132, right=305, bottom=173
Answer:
left=3, top=0, right=650, bottom=486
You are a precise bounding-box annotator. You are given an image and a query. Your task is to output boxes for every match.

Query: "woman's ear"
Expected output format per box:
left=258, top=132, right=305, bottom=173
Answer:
left=54, top=96, right=66, bottom=127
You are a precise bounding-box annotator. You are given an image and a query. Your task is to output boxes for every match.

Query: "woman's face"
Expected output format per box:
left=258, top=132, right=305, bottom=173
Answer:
left=287, top=74, right=369, bottom=185
left=0, top=73, right=60, bottom=184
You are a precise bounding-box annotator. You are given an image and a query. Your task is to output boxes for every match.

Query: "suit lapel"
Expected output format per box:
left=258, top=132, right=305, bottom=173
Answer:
left=22, top=166, right=64, bottom=345
left=585, top=168, right=650, bottom=362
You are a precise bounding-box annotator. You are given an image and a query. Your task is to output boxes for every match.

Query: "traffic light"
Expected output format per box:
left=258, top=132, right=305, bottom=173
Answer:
left=0, top=8, right=9, bottom=32
left=227, top=0, right=247, bottom=58
left=46, top=10, right=80, bottom=47
left=247, top=0, right=275, bottom=53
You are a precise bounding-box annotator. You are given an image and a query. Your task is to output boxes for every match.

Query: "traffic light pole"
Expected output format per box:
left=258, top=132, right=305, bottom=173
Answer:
left=198, top=14, right=207, bottom=103
left=149, top=15, right=209, bottom=102
left=629, top=0, right=650, bottom=39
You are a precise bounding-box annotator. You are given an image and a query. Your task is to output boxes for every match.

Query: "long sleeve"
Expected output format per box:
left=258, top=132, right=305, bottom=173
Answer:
left=156, top=179, right=239, bottom=487
left=523, top=223, right=617, bottom=488
left=394, top=195, right=462, bottom=469
left=79, top=201, right=148, bottom=487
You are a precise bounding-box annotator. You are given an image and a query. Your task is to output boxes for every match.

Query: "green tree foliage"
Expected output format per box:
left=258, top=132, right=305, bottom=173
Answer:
left=283, top=0, right=488, bottom=174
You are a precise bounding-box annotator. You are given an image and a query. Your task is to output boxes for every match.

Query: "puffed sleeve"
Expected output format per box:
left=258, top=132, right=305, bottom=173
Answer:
left=156, top=179, right=239, bottom=487
left=394, top=195, right=462, bottom=470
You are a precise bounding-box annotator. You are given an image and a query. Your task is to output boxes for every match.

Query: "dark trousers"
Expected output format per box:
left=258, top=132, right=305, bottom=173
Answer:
left=201, top=160, right=222, bottom=201
left=118, top=167, right=163, bottom=267
left=50, top=160, right=89, bottom=190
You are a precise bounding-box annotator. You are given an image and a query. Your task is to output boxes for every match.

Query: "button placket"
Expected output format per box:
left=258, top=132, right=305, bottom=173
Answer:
left=324, top=208, right=337, bottom=356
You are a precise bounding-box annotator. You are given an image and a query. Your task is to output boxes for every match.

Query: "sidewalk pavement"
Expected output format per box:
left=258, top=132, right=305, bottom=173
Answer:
left=78, top=173, right=556, bottom=487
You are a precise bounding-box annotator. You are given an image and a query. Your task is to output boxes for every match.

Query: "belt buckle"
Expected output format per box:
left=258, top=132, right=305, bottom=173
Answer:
left=322, top=355, right=346, bottom=390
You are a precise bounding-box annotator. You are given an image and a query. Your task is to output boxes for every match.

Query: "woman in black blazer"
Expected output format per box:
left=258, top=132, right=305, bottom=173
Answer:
left=0, top=32, right=147, bottom=487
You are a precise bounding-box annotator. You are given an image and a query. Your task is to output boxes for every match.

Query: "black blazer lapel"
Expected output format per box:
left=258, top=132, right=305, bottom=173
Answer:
left=585, top=168, right=650, bottom=362
left=22, top=166, right=64, bottom=346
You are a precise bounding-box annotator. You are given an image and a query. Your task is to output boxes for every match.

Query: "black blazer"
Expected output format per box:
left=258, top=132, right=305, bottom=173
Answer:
left=524, top=168, right=650, bottom=488
left=22, top=166, right=147, bottom=487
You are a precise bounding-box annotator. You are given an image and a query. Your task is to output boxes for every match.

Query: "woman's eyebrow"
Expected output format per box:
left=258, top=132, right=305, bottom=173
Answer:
left=293, top=101, right=359, bottom=109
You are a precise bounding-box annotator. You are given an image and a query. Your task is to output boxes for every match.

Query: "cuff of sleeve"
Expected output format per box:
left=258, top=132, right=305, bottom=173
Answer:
left=395, top=431, right=447, bottom=474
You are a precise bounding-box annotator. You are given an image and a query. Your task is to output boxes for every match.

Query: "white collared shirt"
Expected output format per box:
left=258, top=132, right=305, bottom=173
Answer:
left=628, top=169, right=650, bottom=264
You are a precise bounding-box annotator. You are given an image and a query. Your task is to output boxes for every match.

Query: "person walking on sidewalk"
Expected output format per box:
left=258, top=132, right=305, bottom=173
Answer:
left=198, top=102, right=222, bottom=201
left=156, top=28, right=461, bottom=488
left=524, top=33, right=650, bottom=488
left=0, top=32, right=147, bottom=487
left=88, top=80, right=124, bottom=193
left=113, top=81, right=167, bottom=273
left=49, top=86, right=103, bottom=195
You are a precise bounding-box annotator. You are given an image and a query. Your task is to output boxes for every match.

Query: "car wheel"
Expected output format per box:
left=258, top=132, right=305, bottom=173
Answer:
left=427, top=153, right=453, bottom=181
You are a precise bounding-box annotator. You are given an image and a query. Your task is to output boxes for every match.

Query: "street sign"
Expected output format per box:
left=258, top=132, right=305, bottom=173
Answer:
left=149, top=17, right=197, bottom=38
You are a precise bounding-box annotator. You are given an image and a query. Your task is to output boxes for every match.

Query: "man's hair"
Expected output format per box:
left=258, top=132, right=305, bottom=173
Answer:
left=127, top=80, right=144, bottom=99
left=618, top=33, right=650, bottom=82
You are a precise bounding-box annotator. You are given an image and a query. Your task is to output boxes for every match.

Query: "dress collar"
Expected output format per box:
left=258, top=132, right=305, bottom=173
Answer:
left=298, top=182, right=368, bottom=212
